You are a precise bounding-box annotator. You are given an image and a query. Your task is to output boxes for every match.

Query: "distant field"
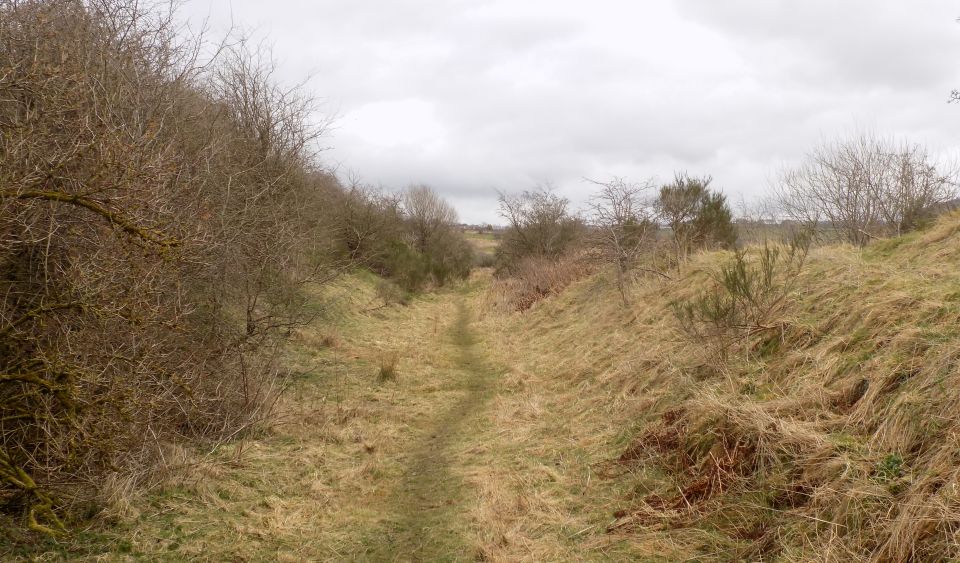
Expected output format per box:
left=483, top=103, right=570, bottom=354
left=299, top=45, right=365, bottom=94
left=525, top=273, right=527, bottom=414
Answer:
left=464, top=230, right=499, bottom=266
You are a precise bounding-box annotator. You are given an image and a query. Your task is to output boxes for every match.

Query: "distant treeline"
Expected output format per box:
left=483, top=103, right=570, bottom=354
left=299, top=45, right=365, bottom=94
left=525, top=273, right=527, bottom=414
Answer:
left=490, top=133, right=957, bottom=309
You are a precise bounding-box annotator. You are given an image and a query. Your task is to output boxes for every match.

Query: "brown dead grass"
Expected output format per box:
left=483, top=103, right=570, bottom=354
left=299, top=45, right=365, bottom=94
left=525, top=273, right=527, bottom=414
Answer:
left=16, top=214, right=960, bottom=561
left=474, top=268, right=695, bottom=561
left=10, top=272, right=485, bottom=560
left=18, top=268, right=659, bottom=562
left=483, top=253, right=595, bottom=313
left=477, top=211, right=960, bottom=561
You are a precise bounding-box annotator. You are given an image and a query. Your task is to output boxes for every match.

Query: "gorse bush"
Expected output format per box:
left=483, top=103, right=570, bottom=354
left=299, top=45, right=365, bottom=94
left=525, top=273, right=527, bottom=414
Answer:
left=657, top=173, right=738, bottom=260
left=376, top=240, right=433, bottom=293
left=671, top=231, right=811, bottom=359
left=426, top=230, right=475, bottom=286
left=369, top=230, right=472, bottom=293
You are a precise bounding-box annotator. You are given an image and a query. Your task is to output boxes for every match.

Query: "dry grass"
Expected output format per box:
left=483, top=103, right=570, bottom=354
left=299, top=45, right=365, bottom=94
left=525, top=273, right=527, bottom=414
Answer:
left=477, top=211, right=960, bottom=561
left=376, top=351, right=401, bottom=382
left=12, top=268, right=660, bottom=561
left=483, top=254, right=595, bottom=312
left=464, top=230, right=500, bottom=253
left=14, top=214, right=960, bottom=561
left=7, top=272, right=478, bottom=560
left=465, top=230, right=499, bottom=268
left=474, top=269, right=693, bottom=561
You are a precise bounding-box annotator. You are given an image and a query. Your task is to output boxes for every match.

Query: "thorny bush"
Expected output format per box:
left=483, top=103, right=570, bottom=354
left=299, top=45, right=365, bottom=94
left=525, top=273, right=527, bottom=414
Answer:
left=0, top=0, right=343, bottom=534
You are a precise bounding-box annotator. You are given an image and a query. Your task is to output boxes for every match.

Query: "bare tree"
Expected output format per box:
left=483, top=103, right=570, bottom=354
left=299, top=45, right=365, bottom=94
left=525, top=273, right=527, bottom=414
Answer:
left=776, top=133, right=957, bottom=247
left=586, top=177, right=663, bottom=305
left=403, top=184, right=459, bottom=253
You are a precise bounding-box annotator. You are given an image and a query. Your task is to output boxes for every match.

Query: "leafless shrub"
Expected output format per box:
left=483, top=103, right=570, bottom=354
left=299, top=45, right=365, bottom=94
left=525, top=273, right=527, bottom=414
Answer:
left=485, top=254, right=593, bottom=312
left=495, top=185, right=584, bottom=274
left=330, top=177, right=405, bottom=263
left=586, top=177, right=668, bottom=305
left=375, top=279, right=409, bottom=307
left=0, top=0, right=344, bottom=533
left=776, top=133, right=958, bottom=247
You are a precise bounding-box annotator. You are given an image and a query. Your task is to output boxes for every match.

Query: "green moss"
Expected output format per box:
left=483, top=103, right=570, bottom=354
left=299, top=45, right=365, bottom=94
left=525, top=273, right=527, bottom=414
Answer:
left=874, top=453, right=904, bottom=483
left=867, top=232, right=920, bottom=258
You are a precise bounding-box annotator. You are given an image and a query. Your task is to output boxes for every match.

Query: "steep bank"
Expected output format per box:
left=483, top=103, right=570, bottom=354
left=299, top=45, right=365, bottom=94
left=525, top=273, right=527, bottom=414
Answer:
left=482, top=213, right=960, bottom=560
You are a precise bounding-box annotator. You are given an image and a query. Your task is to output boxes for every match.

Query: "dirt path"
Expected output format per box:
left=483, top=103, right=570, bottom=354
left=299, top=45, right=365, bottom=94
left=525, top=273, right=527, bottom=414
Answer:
left=357, top=297, right=499, bottom=561
left=29, top=278, right=645, bottom=561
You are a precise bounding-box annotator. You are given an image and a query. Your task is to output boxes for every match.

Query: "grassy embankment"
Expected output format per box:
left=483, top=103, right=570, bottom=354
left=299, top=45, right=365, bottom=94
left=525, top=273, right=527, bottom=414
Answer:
left=12, top=216, right=960, bottom=561
left=480, top=213, right=960, bottom=560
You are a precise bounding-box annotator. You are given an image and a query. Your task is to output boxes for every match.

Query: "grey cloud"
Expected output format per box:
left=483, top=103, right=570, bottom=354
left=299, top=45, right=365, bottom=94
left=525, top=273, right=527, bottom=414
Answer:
left=676, top=0, right=960, bottom=90
left=182, top=1, right=960, bottom=224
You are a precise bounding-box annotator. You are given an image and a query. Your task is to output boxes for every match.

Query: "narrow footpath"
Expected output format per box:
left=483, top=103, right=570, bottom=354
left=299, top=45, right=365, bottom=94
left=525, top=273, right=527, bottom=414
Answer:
left=358, top=298, right=499, bottom=561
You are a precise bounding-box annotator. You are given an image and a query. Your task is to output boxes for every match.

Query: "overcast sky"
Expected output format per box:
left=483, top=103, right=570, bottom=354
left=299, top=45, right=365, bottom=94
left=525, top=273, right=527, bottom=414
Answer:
left=181, top=1, right=960, bottom=224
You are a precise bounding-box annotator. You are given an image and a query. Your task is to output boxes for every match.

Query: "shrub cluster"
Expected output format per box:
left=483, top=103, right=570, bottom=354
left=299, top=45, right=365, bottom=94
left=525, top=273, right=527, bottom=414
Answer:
left=0, top=0, right=472, bottom=533
left=0, top=0, right=346, bottom=531
left=656, top=173, right=738, bottom=257
left=485, top=255, right=592, bottom=312
left=330, top=183, right=473, bottom=294
left=494, top=187, right=585, bottom=275
left=776, top=133, right=958, bottom=247
left=493, top=176, right=738, bottom=309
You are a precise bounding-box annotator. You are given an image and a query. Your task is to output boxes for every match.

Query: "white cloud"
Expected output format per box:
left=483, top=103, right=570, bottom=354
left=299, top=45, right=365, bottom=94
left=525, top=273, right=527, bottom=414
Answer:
left=181, top=0, right=960, bottom=224
left=343, top=100, right=446, bottom=153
